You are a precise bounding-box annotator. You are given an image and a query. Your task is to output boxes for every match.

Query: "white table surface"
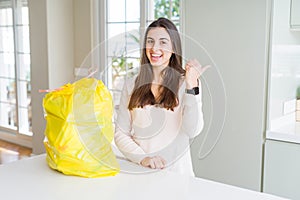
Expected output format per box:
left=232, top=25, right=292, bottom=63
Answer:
left=0, top=154, right=286, bottom=200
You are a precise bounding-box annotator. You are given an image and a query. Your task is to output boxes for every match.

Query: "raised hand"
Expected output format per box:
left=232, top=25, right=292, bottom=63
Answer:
left=185, top=59, right=210, bottom=89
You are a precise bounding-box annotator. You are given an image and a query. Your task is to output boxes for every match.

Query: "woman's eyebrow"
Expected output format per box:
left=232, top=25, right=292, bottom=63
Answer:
left=146, top=37, right=170, bottom=41
left=160, top=38, right=170, bottom=41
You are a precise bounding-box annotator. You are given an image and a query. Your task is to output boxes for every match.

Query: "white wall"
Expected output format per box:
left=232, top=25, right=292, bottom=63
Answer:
left=185, top=0, right=271, bottom=191
left=74, top=0, right=92, bottom=68
left=47, top=0, right=74, bottom=88
left=29, top=0, right=49, bottom=154
left=29, top=0, right=76, bottom=154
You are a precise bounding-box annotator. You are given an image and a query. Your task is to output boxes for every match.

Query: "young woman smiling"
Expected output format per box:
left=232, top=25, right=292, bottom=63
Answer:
left=114, top=17, right=209, bottom=176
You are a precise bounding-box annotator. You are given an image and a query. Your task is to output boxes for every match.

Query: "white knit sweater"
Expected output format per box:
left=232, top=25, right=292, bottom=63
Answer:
left=114, top=77, right=204, bottom=176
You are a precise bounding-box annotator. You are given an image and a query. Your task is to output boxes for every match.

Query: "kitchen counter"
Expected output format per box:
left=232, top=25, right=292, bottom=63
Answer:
left=267, top=122, right=300, bottom=144
left=0, top=154, right=286, bottom=200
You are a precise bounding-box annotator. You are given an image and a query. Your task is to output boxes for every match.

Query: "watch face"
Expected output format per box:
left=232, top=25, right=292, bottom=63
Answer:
left=186, top=87, right=199, bottom=95
left=194, top=87, right=199, bottom=95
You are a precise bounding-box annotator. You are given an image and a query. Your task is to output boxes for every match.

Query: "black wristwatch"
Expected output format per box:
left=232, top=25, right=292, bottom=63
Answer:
left=185, top=87, right=199, bottom=95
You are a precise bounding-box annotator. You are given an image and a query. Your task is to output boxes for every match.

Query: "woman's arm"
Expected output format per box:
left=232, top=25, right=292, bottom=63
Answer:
left=180, top=82, right=204, bottom=138
left=181, top=59, right=209, bottom=138
left=114, top=80, right=146, bottom=164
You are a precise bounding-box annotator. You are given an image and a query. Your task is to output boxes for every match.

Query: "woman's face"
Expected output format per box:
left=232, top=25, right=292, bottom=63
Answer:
left=145, top=27, right=173, bottom=68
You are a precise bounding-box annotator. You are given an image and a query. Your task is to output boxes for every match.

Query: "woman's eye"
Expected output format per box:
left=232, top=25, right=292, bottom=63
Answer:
left=161, top=41, right=167, bottom=45
left=147, top=40, right=154, bottom=44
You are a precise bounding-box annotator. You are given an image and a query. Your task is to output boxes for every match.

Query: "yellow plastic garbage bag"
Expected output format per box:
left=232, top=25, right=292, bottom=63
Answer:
left=43, top=78, right=120, bottom=177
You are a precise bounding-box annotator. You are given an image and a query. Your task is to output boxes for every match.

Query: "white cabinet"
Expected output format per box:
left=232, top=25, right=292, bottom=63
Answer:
left=263, top=139, right=300, bottom=199
left=290, top=0, right=300, bottom=29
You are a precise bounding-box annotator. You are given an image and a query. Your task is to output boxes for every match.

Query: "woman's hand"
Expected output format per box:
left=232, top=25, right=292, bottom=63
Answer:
left=140, top=156, right=166, bottom=169
left=185, top=59, right=210, bottom=89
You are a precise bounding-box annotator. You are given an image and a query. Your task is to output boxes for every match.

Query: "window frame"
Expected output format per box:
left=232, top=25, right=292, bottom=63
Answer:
left=0, top=0, right=32, bottom=146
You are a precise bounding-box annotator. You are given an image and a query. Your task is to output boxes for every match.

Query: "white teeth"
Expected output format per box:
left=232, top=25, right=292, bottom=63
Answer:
left=151, top=54, right=161, bottom=57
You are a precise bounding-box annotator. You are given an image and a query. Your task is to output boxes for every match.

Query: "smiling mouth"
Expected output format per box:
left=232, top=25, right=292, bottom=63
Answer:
left=151, top=53, right=162, bottom=57
left=150, top=53, right=162, bottom=61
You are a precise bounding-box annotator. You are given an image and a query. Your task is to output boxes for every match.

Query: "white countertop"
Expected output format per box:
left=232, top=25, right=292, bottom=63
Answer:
left=267, top=122, right=300, bottom=144
left=0, top=154, right=286, bottom=200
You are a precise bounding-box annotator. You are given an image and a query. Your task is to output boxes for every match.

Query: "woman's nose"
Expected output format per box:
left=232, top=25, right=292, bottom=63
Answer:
left=151, top=42, right=160, bottom=51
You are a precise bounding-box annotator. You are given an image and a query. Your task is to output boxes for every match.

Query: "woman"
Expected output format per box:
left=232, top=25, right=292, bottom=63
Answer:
left=114, top=17, right=209, bottom=176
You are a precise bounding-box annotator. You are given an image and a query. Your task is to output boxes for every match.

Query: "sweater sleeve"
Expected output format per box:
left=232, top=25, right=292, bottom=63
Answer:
left=180, top=83, right=204, bottom=138
left=114, top=80, right=146, bottom=164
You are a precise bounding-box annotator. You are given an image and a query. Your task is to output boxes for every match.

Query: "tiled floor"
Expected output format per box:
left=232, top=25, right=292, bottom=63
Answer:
left=0, top=140, right=32, bottom=165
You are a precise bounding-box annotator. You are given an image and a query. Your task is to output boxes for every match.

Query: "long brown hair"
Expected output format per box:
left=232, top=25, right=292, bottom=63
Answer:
left=128, top=18, right=185, bottom=111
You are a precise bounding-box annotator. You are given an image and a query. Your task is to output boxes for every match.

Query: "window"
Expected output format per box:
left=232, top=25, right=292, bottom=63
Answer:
left=0, top=0, right=31, bottom=136
left=103, top=0, right=181, bottom=106
left=147, top=0, right=180, bottom=27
